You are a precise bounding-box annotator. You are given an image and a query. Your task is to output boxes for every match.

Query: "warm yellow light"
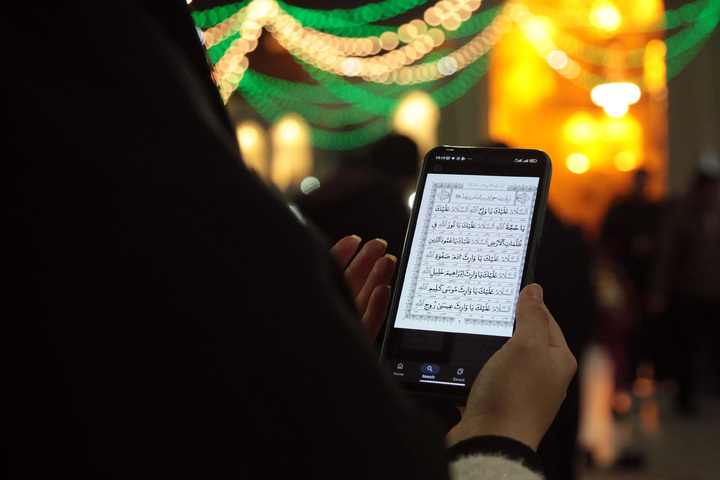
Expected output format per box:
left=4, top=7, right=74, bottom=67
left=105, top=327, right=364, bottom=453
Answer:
left=644, top=39, right=667, bottom=94
left=589, top=0, right=622, bottom=32
left=645, top=38, right=667, bottom=58
left=558, top=59, right=581, bottom=79
left=603, top=103, right=629, bottom=118
left=563, top=112, right=597, bottom=144
left=251, top=0, right=274, bottom=17
left=427, top=28, right=445, bottom=46
left=603, top=116, right=638, bottom=141
left=591, top=82, right=641, bottom=117
left=397, top=24, right=415, bottom=43
left=237, top=123, right=259, bottom=148
left=236, top=120, right=269, bottom=180
left=395, top=94, right=432, bottom=128
left=591, top=82, right=641, bottom=107
left=341, top=57, right=362, bottom=76
left=547, top=50, right=568, bottom=70
left=489, top=0, right=666, bottom=241
left=524, top=19, right=548, bottom=43
left=442, top=13, right=462, bottom=31
left=251, top=0, right=494, bottom=86
left=393, top=91, right=438, bottom=158
left=278, top=118, right=301, bottom=142
left=633, top=0, right=664, bottom=24
left=424, top=7, right=442, bottom=26
left=566, top=153, right=590, bottom=174
left=614, top=151, right=639, bottom=171
left=271, top=114, right=312, bottom=191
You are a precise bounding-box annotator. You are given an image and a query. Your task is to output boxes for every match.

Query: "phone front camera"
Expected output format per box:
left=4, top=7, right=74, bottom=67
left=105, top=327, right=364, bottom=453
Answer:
left=433, top=164, right=443, bottom=172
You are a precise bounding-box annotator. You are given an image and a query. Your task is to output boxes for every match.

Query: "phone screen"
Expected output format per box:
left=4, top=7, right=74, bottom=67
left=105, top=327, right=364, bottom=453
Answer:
left=380, top=146, right=551, bottom=402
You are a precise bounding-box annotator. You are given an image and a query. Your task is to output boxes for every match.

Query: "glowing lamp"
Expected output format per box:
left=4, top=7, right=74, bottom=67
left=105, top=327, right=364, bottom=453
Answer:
left=614, top=151, right=640, bottom=171
left=590, top=82, right=641, bottom=118
left=237, top=124, right=259, bottom=148
left=279, top=117, right=301, bottom=142
left=566, top=153, right=590, bottom=174
left=589, top=1, right=622, bottom=32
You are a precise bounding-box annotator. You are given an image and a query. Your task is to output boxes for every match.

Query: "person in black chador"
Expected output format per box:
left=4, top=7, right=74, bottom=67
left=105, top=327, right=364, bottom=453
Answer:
left=2, top=3, right=575, bottom=478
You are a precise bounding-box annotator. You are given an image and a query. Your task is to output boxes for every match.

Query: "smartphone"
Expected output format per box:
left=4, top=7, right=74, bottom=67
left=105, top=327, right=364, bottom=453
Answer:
left=379, top=145, right=552, bottom=404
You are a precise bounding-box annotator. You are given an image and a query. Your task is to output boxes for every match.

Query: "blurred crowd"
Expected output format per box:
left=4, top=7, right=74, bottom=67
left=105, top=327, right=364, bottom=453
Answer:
left=595, top=168, right=720, bottom=415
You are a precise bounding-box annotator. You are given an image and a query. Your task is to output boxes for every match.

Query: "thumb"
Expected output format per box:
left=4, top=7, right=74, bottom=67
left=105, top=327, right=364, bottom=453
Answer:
left=513, top=284, right=570, bottom=352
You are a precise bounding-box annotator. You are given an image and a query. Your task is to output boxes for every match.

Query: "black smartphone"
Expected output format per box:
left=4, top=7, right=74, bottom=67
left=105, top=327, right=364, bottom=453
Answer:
left=379, top=145, right=552, bottom=404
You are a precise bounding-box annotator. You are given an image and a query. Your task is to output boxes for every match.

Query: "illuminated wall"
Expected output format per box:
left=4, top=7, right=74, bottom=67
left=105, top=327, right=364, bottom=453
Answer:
left=489, top=0, right=668, bottom=239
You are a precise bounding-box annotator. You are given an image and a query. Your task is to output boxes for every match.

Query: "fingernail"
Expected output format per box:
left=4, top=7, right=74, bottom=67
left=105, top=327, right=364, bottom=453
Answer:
left=384, top=253, right=397, bottom=263
left=350, top=235, right=362, bottom=243
left=374, top=238, right=388, bottom=248
left=525, top=283, right=543, bottom=301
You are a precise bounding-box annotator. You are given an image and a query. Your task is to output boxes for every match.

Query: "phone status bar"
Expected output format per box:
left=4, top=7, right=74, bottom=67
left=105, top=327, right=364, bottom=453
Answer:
left=435, top=155, right=538, bottom=163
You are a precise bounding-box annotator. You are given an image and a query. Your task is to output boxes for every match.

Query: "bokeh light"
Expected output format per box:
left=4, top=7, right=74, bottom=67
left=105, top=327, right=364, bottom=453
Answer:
left=589, top=0, right=622, bottom=32
left=300, top=176, right=321, bottom=194
left=614, top=151, right=640, bottom=171
left=566, top=153, right=591, bottom=174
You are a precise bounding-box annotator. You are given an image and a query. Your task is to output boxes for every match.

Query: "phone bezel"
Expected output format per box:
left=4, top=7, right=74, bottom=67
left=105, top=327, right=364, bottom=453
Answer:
left=379, top=145, right=553, bottom=404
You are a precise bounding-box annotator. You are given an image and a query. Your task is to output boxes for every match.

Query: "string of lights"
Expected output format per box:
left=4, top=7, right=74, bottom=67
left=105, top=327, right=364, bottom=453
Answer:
left=192, top=0, right=720, bottom=149
left=521, top=0, right=720, bottom=68
left=276, top=0, right=432, bottom=35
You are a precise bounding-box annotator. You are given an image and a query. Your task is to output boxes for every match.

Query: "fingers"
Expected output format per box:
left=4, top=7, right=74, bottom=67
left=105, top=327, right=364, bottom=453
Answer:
left=330, top=235, right=362, bottom=269
left=331, top=236, right=397, bottom=342
left=343, top=238, right=388, bottom=296
left=354, top=253, right=396, bottom=315
left=361, top=285, right=392, bottom=342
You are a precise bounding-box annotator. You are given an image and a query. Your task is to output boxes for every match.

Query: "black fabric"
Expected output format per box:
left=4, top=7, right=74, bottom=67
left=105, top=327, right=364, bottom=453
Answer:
left=448, top=436, right=544, bottom=474
left=2, top=2, right=449, bottom=478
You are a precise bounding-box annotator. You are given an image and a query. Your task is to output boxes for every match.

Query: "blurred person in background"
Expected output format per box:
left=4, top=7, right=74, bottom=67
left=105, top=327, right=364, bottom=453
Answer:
left=595, top=169, right=665, bottom=405
left=293, top=134, right=420, bottom=262
left=648, top=171, right=720, bottom=414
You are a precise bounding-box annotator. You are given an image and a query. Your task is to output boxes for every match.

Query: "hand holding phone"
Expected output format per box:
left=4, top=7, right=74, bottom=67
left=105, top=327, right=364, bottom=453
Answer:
left=380, top=146, right=552, bottom=403
left=446, top=284, right=577, bottom=450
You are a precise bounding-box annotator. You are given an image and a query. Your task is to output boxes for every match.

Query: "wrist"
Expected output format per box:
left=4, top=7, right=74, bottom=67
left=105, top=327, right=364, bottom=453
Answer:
left=447, top=416, right=541, bottom=451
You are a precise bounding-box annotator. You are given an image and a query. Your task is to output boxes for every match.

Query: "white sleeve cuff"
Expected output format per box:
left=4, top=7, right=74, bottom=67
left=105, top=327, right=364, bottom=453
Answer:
left=450, top=453, right=544, bottom=480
